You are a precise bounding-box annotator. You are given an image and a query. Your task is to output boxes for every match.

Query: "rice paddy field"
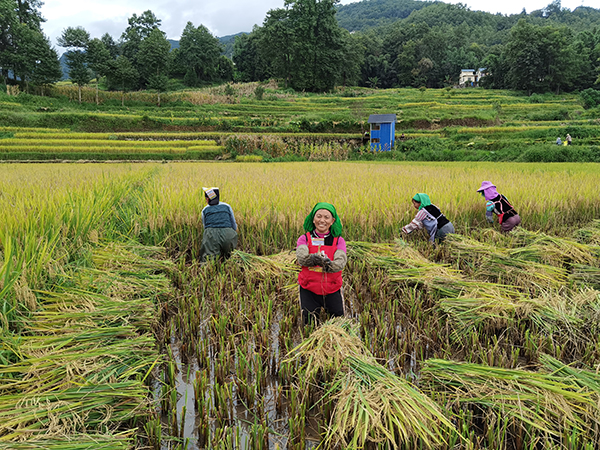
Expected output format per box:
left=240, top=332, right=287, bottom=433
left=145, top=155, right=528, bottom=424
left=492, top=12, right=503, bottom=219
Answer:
left=2, top=84, right=600, bottom=162
left=1, top=160, right=600, bottom=449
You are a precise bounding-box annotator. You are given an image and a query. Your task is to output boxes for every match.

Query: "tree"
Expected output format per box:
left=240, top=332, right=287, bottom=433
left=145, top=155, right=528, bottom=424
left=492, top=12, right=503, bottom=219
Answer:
left=138, top=27, right=171, bottom=105
left=106, top=55, right=138, bottom=106
left=258, top=0, right=347, bottom=92
left=100, top=33, right=120, bottom=59
left=259, top=8, right=294, bottom=86
left=286, top=0, right=345, bottom=92
left=0, top=0, right=58, bottom=88
left=120, top=10, right=162, bottom=88
left=217, top=56, right=234, bottom=82
left=338, top=30, right=364, bottom=87
left=178, top=22, right=222, bottom=86
left=121, top=10, right=161, bottom=61
left=232, top=29, right=268, bottom=82
left=503, top=20, right=574, bottom=94
left=29, top=34, right=62, bottom=94
left=58, top=26, right=92, bottom=103
left=86, top=38, right=111, bottom=104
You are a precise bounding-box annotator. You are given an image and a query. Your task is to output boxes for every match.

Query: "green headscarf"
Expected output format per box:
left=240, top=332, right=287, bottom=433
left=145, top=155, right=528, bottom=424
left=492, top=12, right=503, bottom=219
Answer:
left=412, top=193, right=431, bottom=210
left=303, top=202, right=343, bottom=237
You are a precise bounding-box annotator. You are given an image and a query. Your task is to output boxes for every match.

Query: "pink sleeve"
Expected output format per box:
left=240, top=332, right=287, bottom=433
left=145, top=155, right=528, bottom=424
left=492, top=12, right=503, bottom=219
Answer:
left=296, top=234, right=308, bottom=248
left=336, top=237, right=347, bottom=253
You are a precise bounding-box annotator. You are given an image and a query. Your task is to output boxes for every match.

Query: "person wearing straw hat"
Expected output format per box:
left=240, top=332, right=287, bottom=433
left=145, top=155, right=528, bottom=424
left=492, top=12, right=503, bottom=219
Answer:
left=296, top=202, right=347, bottom=325
left=477, top=181, right=521, bottom=233
left=401, top=193, right=455, bottom=244
left=199, top=187, right=238, bottom=262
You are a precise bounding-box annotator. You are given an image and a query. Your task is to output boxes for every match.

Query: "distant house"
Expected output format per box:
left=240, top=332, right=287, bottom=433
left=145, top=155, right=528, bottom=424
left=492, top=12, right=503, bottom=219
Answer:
left=368, top=114, right=396, bottom=151
left=459, top=68, right=487, bottom=87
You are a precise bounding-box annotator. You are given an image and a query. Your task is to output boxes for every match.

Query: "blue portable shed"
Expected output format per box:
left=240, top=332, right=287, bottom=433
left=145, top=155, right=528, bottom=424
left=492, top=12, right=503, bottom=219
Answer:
left=368, top=114, right=396, bottom=151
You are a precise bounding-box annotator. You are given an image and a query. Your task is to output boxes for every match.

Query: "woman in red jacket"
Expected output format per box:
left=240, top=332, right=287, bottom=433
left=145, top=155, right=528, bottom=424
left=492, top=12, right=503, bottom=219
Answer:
left=296, top=202, right=347, bottom=324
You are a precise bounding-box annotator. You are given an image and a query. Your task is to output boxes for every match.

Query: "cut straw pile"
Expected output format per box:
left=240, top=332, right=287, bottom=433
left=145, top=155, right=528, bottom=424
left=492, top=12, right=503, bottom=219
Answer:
left=288, top=318, right=454, bottom=448
left=0, top=240, right=172, bottom=443
left=445, top=233, right=568, bottom=291
left=422, top=358, right=600, bottom=441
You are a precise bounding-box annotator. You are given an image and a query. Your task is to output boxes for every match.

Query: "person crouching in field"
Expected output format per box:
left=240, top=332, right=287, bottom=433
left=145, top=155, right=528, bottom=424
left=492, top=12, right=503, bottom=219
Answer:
left=199, top=187, right=238, bottom=262
left=402, top=193, right=455, bottom=244
left=296, top=202, right=347, bottom=325
left=477, top=181, right=521, bottom=233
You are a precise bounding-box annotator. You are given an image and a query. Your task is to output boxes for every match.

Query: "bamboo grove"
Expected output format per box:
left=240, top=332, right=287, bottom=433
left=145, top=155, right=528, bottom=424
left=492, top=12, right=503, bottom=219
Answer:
left=1, top=161, right=600, bottom=449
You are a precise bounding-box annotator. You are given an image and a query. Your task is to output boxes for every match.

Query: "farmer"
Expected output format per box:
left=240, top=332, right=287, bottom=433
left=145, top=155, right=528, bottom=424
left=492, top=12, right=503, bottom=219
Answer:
left=401, top=193, right=455, bottom=244
left=296, top=202, right=347, bottom=325
left=566, top=134, right=572, bottom=145
left=477, top=181, right=521, bottom=233
left=556, top=137, right=562, bottom=145
left=199, top=187, right=238, bottom=262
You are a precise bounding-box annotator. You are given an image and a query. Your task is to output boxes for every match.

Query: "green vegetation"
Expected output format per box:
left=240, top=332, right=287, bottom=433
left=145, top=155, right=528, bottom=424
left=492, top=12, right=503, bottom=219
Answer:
left=2, top=84, right=600, bottom=162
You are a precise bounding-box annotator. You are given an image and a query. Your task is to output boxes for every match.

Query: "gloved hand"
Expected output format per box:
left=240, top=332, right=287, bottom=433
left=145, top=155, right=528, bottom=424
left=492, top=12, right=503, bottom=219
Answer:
left=322, top=256, right=333, bottom=271
left=308, top=253, right=326, bottom=267
left=486, top=211, right=494, bottom=223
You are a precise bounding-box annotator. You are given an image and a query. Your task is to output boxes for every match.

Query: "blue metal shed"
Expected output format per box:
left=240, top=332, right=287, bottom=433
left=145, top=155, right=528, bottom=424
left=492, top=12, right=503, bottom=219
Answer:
left=368, top=114, right=396, bottom=151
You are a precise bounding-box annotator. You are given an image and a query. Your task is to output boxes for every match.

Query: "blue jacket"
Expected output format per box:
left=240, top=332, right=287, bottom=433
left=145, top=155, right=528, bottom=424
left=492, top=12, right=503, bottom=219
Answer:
left=201, top=202, right=237, bottom=230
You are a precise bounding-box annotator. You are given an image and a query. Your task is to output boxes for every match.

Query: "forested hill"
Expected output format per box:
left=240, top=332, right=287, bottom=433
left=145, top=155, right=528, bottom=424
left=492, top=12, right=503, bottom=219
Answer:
left=336, top=0, right=600, bottom=33
left=336, top=0, right=437, bottom=31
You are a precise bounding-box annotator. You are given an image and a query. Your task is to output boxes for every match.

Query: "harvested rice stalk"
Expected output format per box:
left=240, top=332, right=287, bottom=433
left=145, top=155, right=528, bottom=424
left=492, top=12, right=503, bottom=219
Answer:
left=289, top=320, right=455, bottom=448
left=287, top=318, right=369, bottom=380
left=510, top=228, right=598, bottom=266
left=324, top=356, right=454, bottom=449
left=0, top=432, right=133, bottom=449
left=540, top=353, right=600, bottom=395
left=440, top=291, right=582, bottom=338
left=232, top=250, right=298, bottom=277
left=445, top=234, right=568, bottom=291
left=422, top=359, right=598, bottom=439
left=573, top=220, right=600, bottom=246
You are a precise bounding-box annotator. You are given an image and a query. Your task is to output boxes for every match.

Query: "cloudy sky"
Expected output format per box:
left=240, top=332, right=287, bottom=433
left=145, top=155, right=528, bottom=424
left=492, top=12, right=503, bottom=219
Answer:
left=40, top=0, right=592, bottom=49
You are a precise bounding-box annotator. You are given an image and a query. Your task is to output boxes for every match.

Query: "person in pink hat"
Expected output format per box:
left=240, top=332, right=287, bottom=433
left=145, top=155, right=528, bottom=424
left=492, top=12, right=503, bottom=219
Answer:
left=476, top=181, right=521, bottom=233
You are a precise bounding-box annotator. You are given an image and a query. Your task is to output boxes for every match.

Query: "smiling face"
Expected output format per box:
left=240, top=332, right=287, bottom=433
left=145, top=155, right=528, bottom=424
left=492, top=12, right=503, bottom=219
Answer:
left=412, top=199, right=421, bottom=210
left=313, top=209, right=335, bottom=234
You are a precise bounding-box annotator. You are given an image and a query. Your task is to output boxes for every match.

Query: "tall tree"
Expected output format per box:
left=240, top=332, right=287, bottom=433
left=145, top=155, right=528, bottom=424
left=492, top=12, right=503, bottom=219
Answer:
left=120, top=10, right=161, bottom=87
left=106, top=55, right=138, bottom=106
left=504, top=20, right=574, bottom=94
left=29, top=34, right=62, bottom=94
left=286, top=0, right=345, bottom=92
left=217, top=55, right=234, bottom=82
left=259, top=8, right=294, bottom=86
left=0, top=0, right=58, bottom=87
left=138, top=27, right=171, bottom=105
left=100, top=33, right=120, bottom=59
left=57, top=26, right=91, bottom=103
left=86, top=38, right=111, bottom=104
left=178, top=22, right=222, bottom=86
left=232, top=29, right=268, bottom=82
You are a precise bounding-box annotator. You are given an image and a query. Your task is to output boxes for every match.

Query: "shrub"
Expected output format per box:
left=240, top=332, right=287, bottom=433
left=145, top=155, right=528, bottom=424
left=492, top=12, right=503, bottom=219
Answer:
left=580, top=88, right=600, bottom=109
left=254, top=85, right=265, bottom=100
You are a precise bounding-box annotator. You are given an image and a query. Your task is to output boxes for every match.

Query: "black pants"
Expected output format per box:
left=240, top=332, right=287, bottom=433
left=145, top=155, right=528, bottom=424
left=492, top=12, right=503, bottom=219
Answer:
left=299, top=286, right=344, bottom=324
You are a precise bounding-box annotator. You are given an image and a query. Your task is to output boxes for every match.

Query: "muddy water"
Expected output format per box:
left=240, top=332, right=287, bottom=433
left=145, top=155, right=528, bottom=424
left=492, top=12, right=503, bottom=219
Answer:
left=160, top=337, right=321, bottom=450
